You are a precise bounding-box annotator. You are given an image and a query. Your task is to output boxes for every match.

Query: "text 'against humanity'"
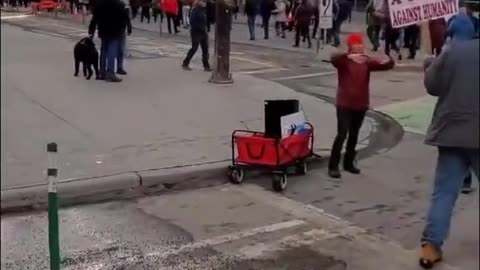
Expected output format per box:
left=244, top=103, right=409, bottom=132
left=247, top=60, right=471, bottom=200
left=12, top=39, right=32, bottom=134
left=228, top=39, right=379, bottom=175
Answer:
left=390, top=0, right=458, bottom=27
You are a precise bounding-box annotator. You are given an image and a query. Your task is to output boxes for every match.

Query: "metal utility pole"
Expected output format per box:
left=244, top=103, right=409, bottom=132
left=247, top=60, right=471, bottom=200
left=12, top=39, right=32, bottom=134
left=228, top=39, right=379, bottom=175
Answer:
left=209, top=0, right=234, bottom=84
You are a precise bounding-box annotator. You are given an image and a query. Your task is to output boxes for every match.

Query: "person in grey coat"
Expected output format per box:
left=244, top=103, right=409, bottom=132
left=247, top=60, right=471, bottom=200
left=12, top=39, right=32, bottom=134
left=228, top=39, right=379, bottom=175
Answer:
left=418, top=39, right=479, bottom=269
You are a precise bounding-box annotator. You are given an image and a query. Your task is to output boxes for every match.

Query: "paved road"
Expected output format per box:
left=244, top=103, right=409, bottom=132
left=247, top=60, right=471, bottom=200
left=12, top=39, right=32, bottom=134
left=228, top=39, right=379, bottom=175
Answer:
left=1, top=183, right=463, bottom=270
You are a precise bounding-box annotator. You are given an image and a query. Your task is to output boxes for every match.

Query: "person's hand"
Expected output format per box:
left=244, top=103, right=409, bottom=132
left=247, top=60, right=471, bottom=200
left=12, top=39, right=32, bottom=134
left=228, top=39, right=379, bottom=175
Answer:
left=347, top=53, right=368, bottom=64
left=127, top=29, right=132, bottom=36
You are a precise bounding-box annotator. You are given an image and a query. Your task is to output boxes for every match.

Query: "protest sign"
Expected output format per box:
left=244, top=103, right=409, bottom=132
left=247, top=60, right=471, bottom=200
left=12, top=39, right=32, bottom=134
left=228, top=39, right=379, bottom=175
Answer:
left=388, top=0, right=459, bottom=28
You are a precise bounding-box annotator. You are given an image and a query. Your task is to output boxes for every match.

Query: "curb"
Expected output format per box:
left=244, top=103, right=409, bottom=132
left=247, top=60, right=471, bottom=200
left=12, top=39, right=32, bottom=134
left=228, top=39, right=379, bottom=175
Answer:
left=0, top=146, right=349, bottom=214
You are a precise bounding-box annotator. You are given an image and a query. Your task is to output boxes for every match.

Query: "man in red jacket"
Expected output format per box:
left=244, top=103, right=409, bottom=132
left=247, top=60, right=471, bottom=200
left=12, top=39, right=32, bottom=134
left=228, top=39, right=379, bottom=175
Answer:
left=328, top=33, right=394, bottom=178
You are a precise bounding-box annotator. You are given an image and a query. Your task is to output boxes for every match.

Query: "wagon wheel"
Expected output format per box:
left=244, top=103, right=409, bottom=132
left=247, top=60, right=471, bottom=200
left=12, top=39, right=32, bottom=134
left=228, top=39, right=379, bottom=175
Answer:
left=228, top=168, right=244, bottom=184
left=295, top=160, right=308, bottom=175
left=272, top=173, right=288, bottom=192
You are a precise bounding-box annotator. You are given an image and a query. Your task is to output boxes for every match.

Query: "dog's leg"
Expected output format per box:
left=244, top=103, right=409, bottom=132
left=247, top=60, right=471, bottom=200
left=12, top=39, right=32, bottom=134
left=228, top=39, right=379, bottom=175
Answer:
left=74, top=58, right=80, bottom=76
left=83, top=63, right=88, bottom=77
left=86, top=64, right=93, bottom=80
left=93, top=58, right=100, bottom=80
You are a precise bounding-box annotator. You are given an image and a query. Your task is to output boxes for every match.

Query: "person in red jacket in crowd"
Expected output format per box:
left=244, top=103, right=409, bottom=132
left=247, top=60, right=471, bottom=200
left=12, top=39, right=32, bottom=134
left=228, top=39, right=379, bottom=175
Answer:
left=328, top=33, right=395, bottom=178
left=161, top=0, right=179, bottom=34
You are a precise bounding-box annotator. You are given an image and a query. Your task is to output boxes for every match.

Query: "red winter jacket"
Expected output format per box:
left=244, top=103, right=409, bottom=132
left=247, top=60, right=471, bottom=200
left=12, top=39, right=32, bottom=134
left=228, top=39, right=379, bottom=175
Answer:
left=331, top=53, right=394, bottom=110
left=161, top=0, right=178, bottom=15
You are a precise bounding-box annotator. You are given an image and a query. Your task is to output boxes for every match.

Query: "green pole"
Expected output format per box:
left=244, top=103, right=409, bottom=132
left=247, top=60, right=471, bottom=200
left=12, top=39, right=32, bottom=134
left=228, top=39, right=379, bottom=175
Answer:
left=47, top=142, right=60, bottom=270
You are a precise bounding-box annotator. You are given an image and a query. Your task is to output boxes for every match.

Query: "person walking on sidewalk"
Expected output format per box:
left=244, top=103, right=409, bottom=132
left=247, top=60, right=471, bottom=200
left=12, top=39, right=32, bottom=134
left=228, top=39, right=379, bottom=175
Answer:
left=328, top=33, right=394, bottom=178
left=161, top=0, right=180, bottom=34
left=140, top=0, right=152, bottom=22
left=206, top=0, right=215, bottom=32
left=366, top=0, right=386, bottom=51
left=89, top=0, right=127, bottom=82
left=293, top=0, right=312, bottom=48
left=260, top=0, right=275, bottom=39
left=245, top=0, right=259, bottom=40
left=117, top=1, right=132, bottom=75
left=429, top=18, right=447, bottom=56
left=130, top=0, right=140, bottom=19
left=419, top=38, right=479, bottom=270
left=273, top=0, right=289, bottom=38
left=182, top=0, right=211, bottom=71
left=181, top=0, right=191, bottom=28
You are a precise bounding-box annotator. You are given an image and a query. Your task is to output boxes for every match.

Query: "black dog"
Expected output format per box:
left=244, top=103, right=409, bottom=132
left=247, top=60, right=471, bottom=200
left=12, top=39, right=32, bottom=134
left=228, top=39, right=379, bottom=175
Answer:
left=74, top=37, right=99, bottom=80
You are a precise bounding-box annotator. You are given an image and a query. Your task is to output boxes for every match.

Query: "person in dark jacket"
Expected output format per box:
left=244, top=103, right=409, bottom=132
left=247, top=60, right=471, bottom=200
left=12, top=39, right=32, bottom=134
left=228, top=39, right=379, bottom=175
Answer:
left=117, top=2, right=132, bottom=75
left=182, top=0, right=211, bottom=71
left=330, top=0, right=352, bottom=47
left=130, top=0, right=140, bottom=19
left=140, top=0, right=151, bottom=23
left=89, top=0, right=129, bottom=82
left=419, top=39, right=479, bottom=270
left=328, top=33, right=394, bottom=178
left=245, top=0, right=259, bottom=40
left=260, top=0, right=275, bottom=39
left=293, top=0, right=312, bottom=48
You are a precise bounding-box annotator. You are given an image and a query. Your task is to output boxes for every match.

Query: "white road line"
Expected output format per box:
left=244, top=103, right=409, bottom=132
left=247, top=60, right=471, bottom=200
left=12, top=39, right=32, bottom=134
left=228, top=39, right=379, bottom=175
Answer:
left=231, top=56, right=275, bottom=68
left=0, top=14, right=34, bottom=20
left=235, top=67, right=287, bottom=75
left=271, top=71, right=335, bottom=81
left=146, top=219, right=306, bottom=258
left=237, top=228, right=337, bottom=259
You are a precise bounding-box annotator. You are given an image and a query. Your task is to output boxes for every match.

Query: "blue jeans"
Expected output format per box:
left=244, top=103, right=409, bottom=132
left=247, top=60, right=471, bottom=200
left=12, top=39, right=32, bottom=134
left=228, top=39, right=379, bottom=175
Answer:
left=422, top=147, right=479, bottom=249
left=100, top=38, right=120, bottom=75
left=247, top=15, right=256, bottom=39
left=117, top=34, right=126, bottom=72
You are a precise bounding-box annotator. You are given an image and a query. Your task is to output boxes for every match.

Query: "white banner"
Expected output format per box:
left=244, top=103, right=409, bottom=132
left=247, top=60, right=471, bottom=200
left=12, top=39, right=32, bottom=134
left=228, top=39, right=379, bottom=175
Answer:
left=388, top=0, right=459, bottom=28
left=319, top=0, right=333, bottom=29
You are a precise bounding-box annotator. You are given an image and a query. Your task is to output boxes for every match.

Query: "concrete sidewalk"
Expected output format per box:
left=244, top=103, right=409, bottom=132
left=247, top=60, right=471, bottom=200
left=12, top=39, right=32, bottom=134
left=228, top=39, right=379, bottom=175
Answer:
left=1, top=23, right=373, bottom=210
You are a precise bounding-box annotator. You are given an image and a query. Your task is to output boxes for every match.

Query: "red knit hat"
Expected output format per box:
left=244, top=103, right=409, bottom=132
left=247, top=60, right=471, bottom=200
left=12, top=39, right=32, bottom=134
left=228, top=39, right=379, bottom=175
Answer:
left=346, top=33, right=364, bottom=48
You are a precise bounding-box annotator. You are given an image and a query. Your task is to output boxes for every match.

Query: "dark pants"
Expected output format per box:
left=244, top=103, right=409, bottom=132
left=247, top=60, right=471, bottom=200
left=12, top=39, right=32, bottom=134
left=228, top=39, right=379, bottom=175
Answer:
left=262, top=14, right=271, bottom=39
left=329, top=18, right=345, bottom=46
left=117, top=33, right=126, bottom=72
left=247, top=15, right=256, bottom=39
left=183, top=31, right=210, bottom=69
left=131, top=6, right=139, bottom=19
left=166, top=14, right=178, bottom=34
left=140, top=6, right=150, bottom=23
left=295, top=24, right=311, bottom=47
left=275, top=21, right=286, bottom=37
left=367, top=24, right=381, bottom=50
left=385, top=23, right=400, bottom=56
left=100, top=38, right=120, bottom=76
left=404, top=25, right=419, bottom=58
left=312, top=12, right=320, bottom=38
left=329, top=107, right=366, bottom=170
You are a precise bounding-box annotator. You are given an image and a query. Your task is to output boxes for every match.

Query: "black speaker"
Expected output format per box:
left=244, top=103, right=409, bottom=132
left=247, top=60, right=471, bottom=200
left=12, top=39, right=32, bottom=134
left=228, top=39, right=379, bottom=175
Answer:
left=264, top=99, right=300, bottom=138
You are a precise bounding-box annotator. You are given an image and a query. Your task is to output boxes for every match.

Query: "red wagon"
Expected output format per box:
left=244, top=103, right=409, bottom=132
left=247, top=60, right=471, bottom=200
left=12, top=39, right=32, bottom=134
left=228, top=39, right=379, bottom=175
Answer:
left=228, top=123, right=314, bottom=192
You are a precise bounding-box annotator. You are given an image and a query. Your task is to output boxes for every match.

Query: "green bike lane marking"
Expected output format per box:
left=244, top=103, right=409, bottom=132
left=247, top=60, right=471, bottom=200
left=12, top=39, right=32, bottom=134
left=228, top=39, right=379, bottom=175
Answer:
left=376, top=95, right=437, bottom=135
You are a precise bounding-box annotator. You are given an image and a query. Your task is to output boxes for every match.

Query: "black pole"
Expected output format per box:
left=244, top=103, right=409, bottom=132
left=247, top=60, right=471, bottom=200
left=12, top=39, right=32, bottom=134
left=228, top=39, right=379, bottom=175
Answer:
left=209, top=0, right=233, bottom=84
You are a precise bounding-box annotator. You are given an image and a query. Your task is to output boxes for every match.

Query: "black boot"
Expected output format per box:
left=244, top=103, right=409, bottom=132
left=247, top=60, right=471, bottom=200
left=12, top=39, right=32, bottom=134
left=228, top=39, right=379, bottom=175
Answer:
left=344, top=151, right=361, bottom=174
left=328, top=167, right=341, bottom=178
